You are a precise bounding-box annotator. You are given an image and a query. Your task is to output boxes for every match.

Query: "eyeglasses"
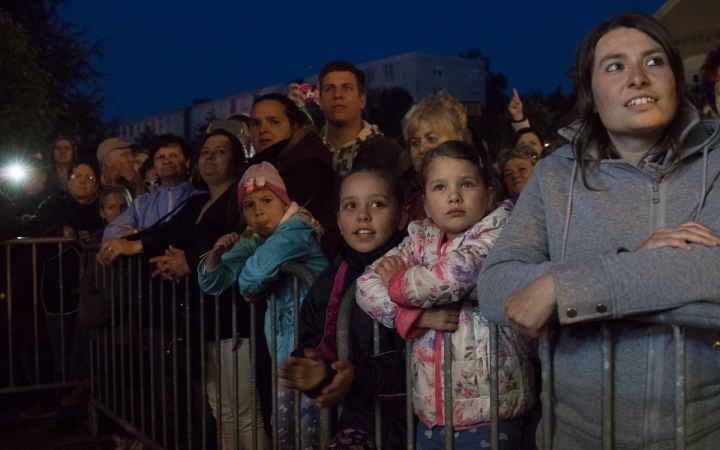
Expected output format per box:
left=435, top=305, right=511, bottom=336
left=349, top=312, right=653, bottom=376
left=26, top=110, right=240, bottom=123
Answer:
left=70, top=174, right=96, bottom=181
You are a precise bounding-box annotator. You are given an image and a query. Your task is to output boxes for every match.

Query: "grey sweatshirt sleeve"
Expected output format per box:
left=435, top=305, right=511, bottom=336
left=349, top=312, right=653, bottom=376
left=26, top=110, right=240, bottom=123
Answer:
left=477, top=173, right=554, bottom=325
left=551, top=184, right=720, bottom=324
left=478, top=155, right=720, bottom=327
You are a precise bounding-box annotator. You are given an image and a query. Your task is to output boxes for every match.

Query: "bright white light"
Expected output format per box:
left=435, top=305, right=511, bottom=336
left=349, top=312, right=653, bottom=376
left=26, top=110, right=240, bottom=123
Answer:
left=7, top=165, right=27, bottom=181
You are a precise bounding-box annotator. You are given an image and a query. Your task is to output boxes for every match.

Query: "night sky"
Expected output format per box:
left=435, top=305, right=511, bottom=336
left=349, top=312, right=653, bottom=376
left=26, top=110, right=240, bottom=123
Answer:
left=57, top=0, right=665, bottom=123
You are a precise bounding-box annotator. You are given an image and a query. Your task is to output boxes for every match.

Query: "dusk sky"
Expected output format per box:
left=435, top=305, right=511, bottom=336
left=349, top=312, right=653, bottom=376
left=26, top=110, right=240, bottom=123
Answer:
left=57, top=0, right=665, bottom=123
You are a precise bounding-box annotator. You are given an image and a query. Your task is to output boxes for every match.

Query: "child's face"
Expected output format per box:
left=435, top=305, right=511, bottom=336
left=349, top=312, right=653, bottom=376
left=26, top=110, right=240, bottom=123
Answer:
left=241, top=189, right=289, bottom=238
left=337, top=172, right=407, bottom=253
left=100, top=193, right=129, bottom=224
left=423, top=156, right=493, bottom=241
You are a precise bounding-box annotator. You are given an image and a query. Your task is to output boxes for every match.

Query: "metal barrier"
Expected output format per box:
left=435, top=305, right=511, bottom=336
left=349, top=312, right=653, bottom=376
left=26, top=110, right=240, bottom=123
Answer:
left=537, top=306, right=720, bottom=450
left=2, top=237, right=81, bottom=395
left=86, top=255, right=317, bottom=450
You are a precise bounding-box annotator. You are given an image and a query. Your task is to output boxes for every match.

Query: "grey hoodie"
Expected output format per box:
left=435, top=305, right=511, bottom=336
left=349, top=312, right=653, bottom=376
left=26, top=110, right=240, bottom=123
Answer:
left=478, top=104, right=720, bottom=449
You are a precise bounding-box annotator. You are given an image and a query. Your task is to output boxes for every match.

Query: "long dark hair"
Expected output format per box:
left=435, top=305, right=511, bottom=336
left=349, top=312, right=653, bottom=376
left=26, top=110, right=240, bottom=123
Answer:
left=566, top=12, right=687, bottom=188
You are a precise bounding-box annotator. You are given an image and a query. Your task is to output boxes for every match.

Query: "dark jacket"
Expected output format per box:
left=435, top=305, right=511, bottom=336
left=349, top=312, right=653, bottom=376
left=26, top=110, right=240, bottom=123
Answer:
left=228, top=126, right=341, bottom=260
left=294, top=232, right=407, bottom=449
left=23, top=191, right=104, bottom=238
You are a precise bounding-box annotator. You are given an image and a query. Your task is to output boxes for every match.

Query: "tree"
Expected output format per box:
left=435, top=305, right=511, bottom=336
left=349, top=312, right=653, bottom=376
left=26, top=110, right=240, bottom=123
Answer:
left=0, top=13, right=56, bottom=156
left=459, top=49, right=510, bottom=152
left=0, top=0, right=106, bottom=158
left=363, top=87, right=414, bottom=145
left=135, top=126, right=159, bottom=151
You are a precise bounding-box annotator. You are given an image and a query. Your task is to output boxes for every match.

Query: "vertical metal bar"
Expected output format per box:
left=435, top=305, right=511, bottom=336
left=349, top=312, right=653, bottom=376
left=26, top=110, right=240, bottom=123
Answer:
left=374, top=321, right=382, bottom=450
left=406, top=339, right=414, bottom=450
left=674, top=325, right=686, bottom=450
left=232, top=287, right=240, bottom=450
left=601, top=322, right=613, bottom=450
left=104, top=323, right=109, bottom=408
left=185, top=278, right=193, bottom=450
left=120, top=259, right=126, bottom=419
left=32, top=243, right=40, bottom=385
left=111, top=260, right=117, bottom=411
left=58, top=242, right=66, bottom=382
left=6, top=244, right=13, bottom=388
left=489, top=325, right=499, bottom=450
left=443, top=332, right=453, bottom=450
left=172, top=282, right=180, bottom=449
left=270, top=292, right=278, bottom=450
left=199, top=290, right=207, bottom=450
left=149, top=275, right=157, bottom=442
left=215, top=294, right=222, bottom=448
left=160, top=280, right=168, bottom=447
left=293, top=276, right=301, bottom=450
left=138, top=259, right=145, bottom=433
left=540, top=334, right=553, bottom=450
left=250, top=301, right=258, bottom=450
left=129, top=258, right=135, bottom=425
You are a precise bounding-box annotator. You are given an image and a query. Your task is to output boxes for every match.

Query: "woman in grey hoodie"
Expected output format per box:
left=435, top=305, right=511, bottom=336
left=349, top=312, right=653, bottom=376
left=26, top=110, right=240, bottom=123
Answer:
left=478, top=12, right=720, bottom=450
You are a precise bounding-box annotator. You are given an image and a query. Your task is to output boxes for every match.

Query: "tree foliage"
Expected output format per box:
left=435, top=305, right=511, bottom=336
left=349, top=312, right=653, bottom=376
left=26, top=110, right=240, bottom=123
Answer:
left=0, top=13, right=55, bottom=155
left=0, top=0, right=105, bottom=158
left=460, top=48, right=575, bottom=154
left=363, top=87, right=414, bottom=145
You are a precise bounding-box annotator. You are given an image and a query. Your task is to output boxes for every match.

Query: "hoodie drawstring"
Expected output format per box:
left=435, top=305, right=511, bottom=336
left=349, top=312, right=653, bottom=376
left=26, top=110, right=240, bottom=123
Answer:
left=561, top=161, right=578, bottom=260
left=695, top=146, right=709, bottom=221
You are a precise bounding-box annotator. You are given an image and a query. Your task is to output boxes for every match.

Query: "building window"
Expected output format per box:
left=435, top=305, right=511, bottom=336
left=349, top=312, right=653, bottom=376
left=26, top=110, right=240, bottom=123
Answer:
left=433, top=67, right=443, bottom=77
left=384, top=64, right=393, bottom=79
left=230, top=99, right=237, bottom=114
left=367, top=69, right=374, bottom=84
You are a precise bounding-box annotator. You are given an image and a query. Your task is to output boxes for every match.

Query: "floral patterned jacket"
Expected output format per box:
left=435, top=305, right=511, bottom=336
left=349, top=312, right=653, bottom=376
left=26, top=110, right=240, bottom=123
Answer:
left=356, top=201, right=535, bottom=429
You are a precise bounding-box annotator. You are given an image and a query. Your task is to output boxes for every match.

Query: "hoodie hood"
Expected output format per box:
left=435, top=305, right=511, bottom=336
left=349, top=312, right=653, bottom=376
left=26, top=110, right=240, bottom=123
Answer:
left=555, top=101, right=720, bottom=165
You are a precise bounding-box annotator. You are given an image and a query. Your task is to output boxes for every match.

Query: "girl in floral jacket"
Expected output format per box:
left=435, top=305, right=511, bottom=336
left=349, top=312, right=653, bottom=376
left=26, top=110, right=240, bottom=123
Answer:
left=356, top=141, right=535, bottom=449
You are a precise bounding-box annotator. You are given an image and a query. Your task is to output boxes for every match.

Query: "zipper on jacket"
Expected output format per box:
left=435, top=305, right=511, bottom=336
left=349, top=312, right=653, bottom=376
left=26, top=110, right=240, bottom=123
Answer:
left=651, top=183, right=660, bottom=204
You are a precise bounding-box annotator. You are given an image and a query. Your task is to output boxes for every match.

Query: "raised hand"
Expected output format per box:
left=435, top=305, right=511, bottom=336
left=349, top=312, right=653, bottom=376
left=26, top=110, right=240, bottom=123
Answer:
left=508, top=87, right=524, bottom=121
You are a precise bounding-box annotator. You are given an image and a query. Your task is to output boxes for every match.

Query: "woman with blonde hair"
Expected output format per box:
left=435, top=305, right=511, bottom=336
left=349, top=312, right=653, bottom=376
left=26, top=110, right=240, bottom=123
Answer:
left=399, top=90, right=468, bottom=221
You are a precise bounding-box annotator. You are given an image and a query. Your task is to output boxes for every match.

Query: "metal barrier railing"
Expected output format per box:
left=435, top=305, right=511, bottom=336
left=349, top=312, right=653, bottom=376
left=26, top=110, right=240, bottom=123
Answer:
left=4, top=236, right=702, bottom=450
left=86, top=255, right=317, bottom=450
left=536, top=305, right=720, bottom=450
left=2, top=237, right=80, bottom=395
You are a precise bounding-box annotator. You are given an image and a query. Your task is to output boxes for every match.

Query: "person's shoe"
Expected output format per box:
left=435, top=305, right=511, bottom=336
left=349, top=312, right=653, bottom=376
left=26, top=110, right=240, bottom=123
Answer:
left=19, top=403, right=58, bottom=419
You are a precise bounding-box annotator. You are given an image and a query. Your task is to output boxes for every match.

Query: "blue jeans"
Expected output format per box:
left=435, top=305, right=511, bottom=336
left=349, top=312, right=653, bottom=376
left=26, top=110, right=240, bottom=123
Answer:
left=416, top=419, right=524, bottom=450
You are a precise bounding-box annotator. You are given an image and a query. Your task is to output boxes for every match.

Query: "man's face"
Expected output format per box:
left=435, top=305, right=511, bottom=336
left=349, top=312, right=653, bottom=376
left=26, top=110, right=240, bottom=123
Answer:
left=103, top=147, right=134, bottom=179
left=319, top=71, right=366, bottom=125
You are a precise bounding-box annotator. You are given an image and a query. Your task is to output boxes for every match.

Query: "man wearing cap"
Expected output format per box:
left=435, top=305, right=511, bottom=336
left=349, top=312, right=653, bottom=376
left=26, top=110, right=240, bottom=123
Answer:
left=318, top=61, right=403, bottom=177
left=97, top=137, right=145, bottom=197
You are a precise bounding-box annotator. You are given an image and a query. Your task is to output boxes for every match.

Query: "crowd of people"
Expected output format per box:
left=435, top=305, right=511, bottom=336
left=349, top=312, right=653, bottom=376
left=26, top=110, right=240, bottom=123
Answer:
left=1, top=11, right=720, bottom=450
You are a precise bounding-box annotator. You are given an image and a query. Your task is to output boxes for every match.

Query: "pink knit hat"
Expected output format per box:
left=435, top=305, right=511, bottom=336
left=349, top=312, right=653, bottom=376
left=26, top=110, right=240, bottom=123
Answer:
left=238, top=162, right=291, bottom=208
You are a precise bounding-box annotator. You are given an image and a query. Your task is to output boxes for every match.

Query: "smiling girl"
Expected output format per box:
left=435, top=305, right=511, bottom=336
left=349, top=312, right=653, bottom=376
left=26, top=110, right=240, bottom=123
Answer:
left=281, top=168, right=409, bottom=449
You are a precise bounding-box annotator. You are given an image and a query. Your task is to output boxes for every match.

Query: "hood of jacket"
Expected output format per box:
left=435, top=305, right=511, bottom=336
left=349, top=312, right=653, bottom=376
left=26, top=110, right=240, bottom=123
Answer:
left=555, top=101, right=720, bottom=167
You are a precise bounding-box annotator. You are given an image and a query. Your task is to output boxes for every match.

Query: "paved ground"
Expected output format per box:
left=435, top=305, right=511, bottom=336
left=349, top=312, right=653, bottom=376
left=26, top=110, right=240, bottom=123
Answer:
left=0, top=392, right=115, bottom=450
